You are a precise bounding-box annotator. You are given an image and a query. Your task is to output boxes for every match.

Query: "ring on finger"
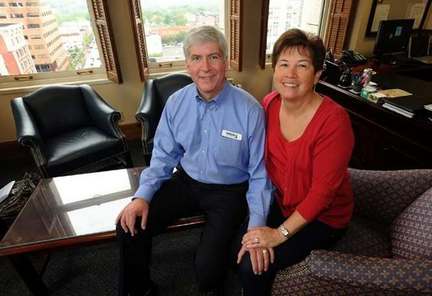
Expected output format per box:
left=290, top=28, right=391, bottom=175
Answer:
left=262, top=249, right=268, bottom=254
left=254, top=237, right=259, bottom=244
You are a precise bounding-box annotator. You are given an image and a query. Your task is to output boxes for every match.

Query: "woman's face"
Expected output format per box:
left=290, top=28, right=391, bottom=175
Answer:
left=273, top=47, right=322, bottom=102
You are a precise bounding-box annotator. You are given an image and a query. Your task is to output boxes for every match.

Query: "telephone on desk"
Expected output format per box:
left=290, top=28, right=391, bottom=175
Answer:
left=340, top=50, right=367, bottom=67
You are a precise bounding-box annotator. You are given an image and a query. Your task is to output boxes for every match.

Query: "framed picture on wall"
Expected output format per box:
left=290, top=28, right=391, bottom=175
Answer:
left=425, top=3, right=432, bottom=29
left=366, top=0, right=432, bottom=37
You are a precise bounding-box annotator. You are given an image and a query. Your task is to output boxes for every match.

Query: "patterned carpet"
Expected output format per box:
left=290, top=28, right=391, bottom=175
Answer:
left=0, top=228, right=242, bottom=295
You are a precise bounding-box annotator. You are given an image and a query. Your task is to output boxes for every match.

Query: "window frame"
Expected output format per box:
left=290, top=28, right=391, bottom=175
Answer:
left=0, top=0, right=122, bottom=92
left=229, top=0, right=242, bottom=71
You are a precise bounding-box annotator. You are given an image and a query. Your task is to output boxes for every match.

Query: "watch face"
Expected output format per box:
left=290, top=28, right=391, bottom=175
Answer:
left=279, top=225, right=289, bottom=237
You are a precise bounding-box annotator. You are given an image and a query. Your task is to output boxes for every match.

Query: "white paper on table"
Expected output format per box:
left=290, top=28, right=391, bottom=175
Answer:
left=0, top=181, right=15, bottom=203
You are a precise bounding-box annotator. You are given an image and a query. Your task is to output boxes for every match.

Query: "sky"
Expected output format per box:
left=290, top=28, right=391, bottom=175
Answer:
left=141, top=0, right=219, bottom=9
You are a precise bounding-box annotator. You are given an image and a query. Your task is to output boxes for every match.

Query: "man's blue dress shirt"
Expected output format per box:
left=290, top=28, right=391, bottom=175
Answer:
left=135, top=81, right=272, bottom=228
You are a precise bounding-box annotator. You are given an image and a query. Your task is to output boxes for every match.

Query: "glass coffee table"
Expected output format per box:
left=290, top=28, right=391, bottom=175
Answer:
left=0, top=167, right=205, bottom=295
left=0, top=167, right=143, bottom=295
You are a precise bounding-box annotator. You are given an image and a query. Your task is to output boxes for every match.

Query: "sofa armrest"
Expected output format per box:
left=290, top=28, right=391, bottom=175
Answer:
left=349, top=168, right=432, bottom=224
left=81, top=85, right=124, bottom=139
left=307, top=250, right=432, bottom=293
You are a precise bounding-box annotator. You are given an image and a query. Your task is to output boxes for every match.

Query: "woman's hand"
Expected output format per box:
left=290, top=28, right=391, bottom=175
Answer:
left=241, top=226, right=286, bottom=249
left=237, top=244, right=274, bottom=275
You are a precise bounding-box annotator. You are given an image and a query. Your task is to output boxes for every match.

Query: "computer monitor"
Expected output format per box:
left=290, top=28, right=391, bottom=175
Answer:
left=373, top=19, right=415, bottom=57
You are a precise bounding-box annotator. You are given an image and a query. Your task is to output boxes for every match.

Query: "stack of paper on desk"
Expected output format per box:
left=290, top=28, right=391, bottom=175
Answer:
left=381, top=96, right=432, bottom=118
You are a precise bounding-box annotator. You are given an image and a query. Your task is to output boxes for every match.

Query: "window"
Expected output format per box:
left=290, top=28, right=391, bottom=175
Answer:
left=42, top=19, right=56, bottom=27
left=259, top=0, right=355, bottom=68
left=0, top=0, right=122, bottom=86
left=141, top=0, right=224, bottom=63
left=128, top=0, right=225, bottom=80
left=259, top=0, right=327, bottom=68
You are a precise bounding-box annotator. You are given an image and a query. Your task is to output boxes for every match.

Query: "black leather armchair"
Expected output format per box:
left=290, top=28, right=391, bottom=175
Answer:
left=136, top=73, right=193, bottom=164
left=11, top=84, right=132, bottom=177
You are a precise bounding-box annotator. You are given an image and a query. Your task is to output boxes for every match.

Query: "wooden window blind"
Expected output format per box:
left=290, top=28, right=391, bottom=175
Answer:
left=90, top=0, right=122, bottom=83
left=259, top=0, right=270, bottom=69
left=230, top=0, right=243, bottom=71
left=128, top=0, right=148, bottom=82
left=323, top=0, right=354, bottom=57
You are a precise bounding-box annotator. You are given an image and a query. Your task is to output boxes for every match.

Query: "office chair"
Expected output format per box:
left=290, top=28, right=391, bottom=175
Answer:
left=11, top=84, right=132, bottom=177
left=135, top=73, right=193, bottom=164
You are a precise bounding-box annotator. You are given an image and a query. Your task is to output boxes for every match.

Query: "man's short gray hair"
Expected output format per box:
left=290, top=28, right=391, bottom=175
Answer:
left=183, top=26, right=227, bottom=60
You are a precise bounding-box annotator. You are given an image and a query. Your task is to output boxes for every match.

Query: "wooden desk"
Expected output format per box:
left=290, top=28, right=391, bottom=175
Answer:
left=317, top=73, right=432, bottom=170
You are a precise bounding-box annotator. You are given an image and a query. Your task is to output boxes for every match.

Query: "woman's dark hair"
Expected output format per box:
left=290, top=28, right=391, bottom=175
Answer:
left=271, top=28, right=325, bottom=72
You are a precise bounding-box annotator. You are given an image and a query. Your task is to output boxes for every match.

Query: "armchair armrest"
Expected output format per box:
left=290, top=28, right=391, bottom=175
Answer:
left=11, top=97, right=47, bottom=169
left=80, top=85, right=124, bottom=139
left=308, top=250, right=432, bottom=294
left=135, top=79, right=162, bottom=155
left=136, top=79, right=163, bottom=141
left=10, top=97, right=42, bottom=147
left=349, top=168, right=432, bottom=224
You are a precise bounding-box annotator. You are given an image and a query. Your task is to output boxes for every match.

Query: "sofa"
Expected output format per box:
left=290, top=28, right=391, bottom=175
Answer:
left=272, top=168, right=432, bottom=295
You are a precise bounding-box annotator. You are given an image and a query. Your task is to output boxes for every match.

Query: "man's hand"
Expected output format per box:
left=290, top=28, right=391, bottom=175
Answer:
left=116, top=198, right=150, bottom=236
left=242, top=226, right=285, bottom=249
left=237, top=244, right=274, bottom=275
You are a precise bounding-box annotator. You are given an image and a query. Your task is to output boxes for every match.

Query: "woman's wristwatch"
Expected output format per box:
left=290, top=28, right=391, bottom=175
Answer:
left=278, top=224, right=290, bottom=239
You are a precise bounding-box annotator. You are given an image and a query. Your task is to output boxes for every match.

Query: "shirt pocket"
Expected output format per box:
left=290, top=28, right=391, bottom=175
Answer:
left=215, top=134, right=244, bottom=165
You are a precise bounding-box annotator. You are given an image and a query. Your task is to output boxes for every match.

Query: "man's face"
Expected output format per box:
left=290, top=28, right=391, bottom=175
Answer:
left=186, top=41, right=227, bottom=101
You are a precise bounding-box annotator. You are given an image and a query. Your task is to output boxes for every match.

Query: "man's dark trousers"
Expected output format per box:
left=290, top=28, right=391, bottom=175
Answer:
left=116, top=168, right=248, bottom=295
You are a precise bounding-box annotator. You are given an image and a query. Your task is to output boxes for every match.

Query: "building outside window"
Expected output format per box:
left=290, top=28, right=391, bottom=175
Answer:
left=140, top=0, right=224, bottom=67
left=0, top=0, right=101, bottom=77
left=265, top=0, right=326, bottom=54
left=0, top=23, right=36, bottom=75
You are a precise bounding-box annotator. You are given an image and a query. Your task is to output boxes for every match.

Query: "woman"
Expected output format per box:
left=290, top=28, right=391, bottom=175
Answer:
left=237, top=29, right=354, bottom=295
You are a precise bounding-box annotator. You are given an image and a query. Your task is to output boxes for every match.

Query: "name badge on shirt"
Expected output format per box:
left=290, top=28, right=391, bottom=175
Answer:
left=221, top=129, right=242, bottom=141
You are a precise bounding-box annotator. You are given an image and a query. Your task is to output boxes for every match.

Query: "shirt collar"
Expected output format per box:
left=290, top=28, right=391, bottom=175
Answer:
left=194, top=81, right=230, bottom=106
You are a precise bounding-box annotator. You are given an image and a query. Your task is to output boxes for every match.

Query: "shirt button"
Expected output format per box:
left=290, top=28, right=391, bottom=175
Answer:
left=204, top=129, right=207, bottom=133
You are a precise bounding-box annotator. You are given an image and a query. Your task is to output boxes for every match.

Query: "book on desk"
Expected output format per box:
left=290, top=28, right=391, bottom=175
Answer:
left=381, top=95, right=432, bottom=118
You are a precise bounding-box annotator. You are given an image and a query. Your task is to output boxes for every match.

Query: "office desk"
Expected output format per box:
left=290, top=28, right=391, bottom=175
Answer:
left=316, top=72, right=432, bottom=169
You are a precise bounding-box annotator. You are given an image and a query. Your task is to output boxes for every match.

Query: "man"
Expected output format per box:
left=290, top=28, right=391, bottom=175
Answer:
left=116, top=26, right=272, bottom=296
